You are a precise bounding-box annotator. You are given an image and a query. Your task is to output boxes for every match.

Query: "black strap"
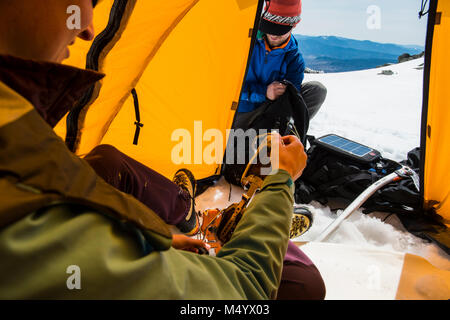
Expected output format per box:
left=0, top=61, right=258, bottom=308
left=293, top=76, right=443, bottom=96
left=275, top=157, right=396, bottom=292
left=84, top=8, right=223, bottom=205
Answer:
left=131, top=88, right=143, bottom=145
left=317, top=172, right=376, bottom=195
left=419, top=0, right=429, bottom=18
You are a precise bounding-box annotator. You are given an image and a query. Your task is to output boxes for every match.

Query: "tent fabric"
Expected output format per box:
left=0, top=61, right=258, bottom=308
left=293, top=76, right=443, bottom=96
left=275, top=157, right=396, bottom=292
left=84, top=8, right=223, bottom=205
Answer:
left=56, top=0, right=262, bottom=180
left=422, top=0, right=450, bottom=226
left=395, top=252, right=450, bottom=300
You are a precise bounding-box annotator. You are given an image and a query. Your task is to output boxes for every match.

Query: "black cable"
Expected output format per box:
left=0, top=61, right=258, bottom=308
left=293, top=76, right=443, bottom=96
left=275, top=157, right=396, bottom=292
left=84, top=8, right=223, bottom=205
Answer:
left=419, top=0, right=429, bottom=18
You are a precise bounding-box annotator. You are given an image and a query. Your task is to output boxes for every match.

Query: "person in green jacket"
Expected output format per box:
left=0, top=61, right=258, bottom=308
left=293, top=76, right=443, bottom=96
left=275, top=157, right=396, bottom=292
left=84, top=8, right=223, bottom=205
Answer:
left=0, top=0, right=325, bottom=299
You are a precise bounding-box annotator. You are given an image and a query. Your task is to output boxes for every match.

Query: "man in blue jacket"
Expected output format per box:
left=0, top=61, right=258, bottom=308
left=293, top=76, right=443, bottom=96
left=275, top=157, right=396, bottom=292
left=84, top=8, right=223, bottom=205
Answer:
left=238, top=0, right=326, bottom=120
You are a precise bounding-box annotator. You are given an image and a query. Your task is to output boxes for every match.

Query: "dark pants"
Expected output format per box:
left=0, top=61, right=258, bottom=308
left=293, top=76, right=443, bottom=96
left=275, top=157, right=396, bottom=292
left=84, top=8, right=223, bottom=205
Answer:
left=84, top=144, right=190, bottom=226
left=301, top=81, right=327, bottom=120
left=277, top=242, right=326, bottom=300
left=84, top=144, right=326, bottom=300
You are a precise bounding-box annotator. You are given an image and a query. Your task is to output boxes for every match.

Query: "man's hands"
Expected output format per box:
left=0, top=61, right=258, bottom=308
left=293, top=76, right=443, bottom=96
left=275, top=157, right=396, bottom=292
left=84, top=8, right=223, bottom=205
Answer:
left=266, top=81, right=287, bottom=101
left=172, top=234, right=210, bottom=254
left=271, top=133, right=307, bottom=181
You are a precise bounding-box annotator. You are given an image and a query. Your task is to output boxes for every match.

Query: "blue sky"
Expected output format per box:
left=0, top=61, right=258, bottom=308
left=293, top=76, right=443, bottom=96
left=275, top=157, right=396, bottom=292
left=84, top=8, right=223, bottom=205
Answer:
left=292, top=0, right=428, bottom=46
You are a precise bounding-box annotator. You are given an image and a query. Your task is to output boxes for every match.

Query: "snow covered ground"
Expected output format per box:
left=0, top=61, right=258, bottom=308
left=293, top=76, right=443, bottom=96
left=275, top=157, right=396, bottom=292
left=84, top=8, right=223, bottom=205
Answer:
left=306, top=58, right=424, bottom=162
left=196, top=58, right=450, bottom=299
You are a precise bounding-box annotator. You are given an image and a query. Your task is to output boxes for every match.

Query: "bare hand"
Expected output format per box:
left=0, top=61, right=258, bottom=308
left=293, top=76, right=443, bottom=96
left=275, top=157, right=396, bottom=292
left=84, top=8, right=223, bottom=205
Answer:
left=271, top=133, right=307, bottom=181
left=172, top=234, right=211, bottom=254
left=266, top=81, right=287, bottom=100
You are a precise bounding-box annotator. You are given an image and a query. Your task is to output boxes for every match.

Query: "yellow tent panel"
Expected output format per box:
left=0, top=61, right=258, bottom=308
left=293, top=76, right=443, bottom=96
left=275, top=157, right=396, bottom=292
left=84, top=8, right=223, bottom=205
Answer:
left=423, top=0, right=450, bottom=225
left=57, top=0, right=260, bottom=180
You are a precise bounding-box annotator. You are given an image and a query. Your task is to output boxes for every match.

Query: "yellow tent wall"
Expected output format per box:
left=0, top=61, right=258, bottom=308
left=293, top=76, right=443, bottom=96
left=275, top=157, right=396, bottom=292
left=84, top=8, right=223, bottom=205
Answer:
left=56, top=0, right=261, bottom=180
left=422, top=0, right=450, bottom=226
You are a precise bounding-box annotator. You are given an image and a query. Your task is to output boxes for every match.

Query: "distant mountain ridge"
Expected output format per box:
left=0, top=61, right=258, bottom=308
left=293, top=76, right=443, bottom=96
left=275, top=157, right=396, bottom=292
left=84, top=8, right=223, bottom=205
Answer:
left=294, top=34, right=424, bottom=73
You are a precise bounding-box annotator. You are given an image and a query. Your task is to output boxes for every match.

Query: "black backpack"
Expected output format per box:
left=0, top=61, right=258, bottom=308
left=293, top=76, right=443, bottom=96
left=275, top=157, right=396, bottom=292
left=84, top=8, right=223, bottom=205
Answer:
left=223, top=82, right=309, bottom=186
left=295, top=136, right=421, bottom=215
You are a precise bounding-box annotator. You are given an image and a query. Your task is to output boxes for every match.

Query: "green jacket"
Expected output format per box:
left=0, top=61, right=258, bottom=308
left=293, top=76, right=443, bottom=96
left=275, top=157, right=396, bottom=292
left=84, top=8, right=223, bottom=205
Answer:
left=0, top=55, right=294, bottom=299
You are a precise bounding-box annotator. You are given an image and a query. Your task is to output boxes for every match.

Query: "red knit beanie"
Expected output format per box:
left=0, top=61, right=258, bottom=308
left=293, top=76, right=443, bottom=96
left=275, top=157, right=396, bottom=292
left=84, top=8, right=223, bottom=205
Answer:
left=259, top=0, right=302, bottom=36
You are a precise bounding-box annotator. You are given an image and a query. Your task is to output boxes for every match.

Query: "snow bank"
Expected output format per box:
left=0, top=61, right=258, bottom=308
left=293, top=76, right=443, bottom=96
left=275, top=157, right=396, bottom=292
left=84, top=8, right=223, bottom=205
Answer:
left=298, top=57, right=449, bottom=271
left=293, top=202, right=450, bottom=271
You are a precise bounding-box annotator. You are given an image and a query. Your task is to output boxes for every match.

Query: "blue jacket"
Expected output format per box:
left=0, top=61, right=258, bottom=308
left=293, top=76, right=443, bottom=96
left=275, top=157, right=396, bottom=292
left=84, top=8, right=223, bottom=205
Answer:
left=238, top=34, right=305, bottom=113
